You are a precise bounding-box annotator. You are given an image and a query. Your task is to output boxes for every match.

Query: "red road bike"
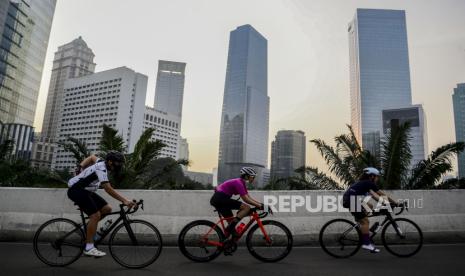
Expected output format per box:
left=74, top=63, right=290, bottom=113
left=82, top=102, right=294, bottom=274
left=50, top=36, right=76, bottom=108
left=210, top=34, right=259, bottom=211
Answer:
left=178, top=207, right=293, bottom=262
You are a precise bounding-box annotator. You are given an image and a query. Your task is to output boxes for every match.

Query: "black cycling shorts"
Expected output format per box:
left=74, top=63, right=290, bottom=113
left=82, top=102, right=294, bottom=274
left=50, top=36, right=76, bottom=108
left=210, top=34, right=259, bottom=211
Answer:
left=67, top=187, right=108, bottom=216
left=210, top=191, right=242, bottom=218
left=343, top=194, right=368, bottom=221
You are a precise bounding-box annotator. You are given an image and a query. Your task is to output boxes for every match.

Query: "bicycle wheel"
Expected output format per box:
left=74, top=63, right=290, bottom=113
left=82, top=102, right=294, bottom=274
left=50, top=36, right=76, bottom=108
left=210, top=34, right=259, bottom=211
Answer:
left=33, top=218, right=84, bottom=267
left=319, top=218, right=361, bottom=258
left=246, top=220, right=293, bottom=262
left=381, top=218, right=423, bottom=257
left=109, top=219, right=163, bottom=268
left=178, top=220, right=225, bottom=262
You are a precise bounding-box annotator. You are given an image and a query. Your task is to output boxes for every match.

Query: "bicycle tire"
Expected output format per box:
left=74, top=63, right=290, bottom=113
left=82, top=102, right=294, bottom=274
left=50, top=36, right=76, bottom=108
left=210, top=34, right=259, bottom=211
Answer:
left=178, top=220, right=225, bottom=262
left=33, top=218, right=84, bottom=267
left=319, top=218, right=362, bottom=258
left=246, top=220, right=293, bottom=262
left=381, top=218, right=423, bottom=257
left=109, top=219, right=163, bottom=268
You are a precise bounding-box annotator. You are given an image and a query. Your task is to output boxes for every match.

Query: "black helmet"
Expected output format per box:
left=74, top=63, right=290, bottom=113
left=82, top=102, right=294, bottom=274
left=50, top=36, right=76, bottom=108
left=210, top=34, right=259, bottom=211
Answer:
left=105, top=151, right=125, bottom=163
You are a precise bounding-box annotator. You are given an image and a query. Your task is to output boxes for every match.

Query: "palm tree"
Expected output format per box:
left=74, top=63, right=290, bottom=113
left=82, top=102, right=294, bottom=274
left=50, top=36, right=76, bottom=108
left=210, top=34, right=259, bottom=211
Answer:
left=57, top=137, right=90, bottom=165
left=310, top=124, right=464, bottom=190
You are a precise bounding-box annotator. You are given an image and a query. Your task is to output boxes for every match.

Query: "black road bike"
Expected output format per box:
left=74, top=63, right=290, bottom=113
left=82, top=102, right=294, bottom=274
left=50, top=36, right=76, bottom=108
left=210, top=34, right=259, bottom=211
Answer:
left=319, top=204, right=423, bottom=258
left=33, top=199, right=162, bottom=268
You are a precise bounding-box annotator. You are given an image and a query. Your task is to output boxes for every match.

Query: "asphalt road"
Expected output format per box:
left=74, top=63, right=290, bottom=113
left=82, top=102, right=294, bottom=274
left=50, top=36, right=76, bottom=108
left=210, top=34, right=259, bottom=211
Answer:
left=1, top=243, right=464, bottom=276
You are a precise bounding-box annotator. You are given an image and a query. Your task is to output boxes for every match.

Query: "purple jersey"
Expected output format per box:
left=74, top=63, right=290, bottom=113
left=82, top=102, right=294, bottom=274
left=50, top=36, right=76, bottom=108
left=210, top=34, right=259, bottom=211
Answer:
left=216, top=178, right=248, bottom=196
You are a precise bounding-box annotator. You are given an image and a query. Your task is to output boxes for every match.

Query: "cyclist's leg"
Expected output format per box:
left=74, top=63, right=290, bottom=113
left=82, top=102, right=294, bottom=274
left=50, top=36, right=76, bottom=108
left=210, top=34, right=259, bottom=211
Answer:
left=90, top=192, right=111, bottom=218
left=68, top=188, right=106, bottom=256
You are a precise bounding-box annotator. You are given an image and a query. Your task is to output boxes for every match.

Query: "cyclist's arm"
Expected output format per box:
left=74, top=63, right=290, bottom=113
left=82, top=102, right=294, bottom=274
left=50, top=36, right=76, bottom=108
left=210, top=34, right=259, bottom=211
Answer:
left=371, top=190, right=397, bottom=205
left=240, top=194, right=262, bottom=208
left=80, top=155, right=98, bottom=170
left=101, top=182, right=134, bottom=207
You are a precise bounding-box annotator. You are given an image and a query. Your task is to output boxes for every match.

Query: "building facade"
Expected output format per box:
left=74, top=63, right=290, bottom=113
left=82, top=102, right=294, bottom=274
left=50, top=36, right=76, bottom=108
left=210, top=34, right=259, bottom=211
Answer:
left=349, top=9, right=412, bottom=157
left=0, top=0, right=56, bottom=125
left=218, top=24, right=270, bottom=187
left=52, top=67, right=147, bottom=170
left=0, top=122, right=33, bottom=160
left=154, top=60, right=186, bottom=118
left=270, top=130, right=306, bottom=180
left=30, top=133, right=55, bottom=168
left=178, top=137, right=189, bottom=160
left=143, top=106, right=180, bottom=159
left=453, top=83, right=465, bottom=178
left=185, top=171, right=213, bottom=187
left=382, top=105, right=427, bottom=169
left=42, top=37, right=96, bottom=140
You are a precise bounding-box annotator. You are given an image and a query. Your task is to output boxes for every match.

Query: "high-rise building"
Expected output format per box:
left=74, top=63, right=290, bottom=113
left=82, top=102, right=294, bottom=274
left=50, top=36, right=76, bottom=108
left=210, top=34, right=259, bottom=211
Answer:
left=42, top=37, right=96, bottom=140
left=143, top=106, right=180, bottom=159
left=349, top=9, right=412, bottom=156
left=0, top=122, right=33, bottom=160
left=154, top=60, right=186, bottom=118
left=30, top=133, right=55, bottom=168
left=382, top=105, right=427, bottom=169
left=453, top=83, right=465, bottom=178
left=52, top=67, right=147, bottom=170
left=0, top=0, right=56, bottom=126
left=270, top=130, right=306, bottom=180
left=178, top=137, right=189, bottom=161
left=218, top=24, right=269, bottom=187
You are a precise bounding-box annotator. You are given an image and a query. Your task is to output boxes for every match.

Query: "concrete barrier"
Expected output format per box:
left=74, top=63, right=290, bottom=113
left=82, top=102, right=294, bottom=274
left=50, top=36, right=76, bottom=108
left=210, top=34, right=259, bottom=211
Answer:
left=1, top=188, right=464, bottom=245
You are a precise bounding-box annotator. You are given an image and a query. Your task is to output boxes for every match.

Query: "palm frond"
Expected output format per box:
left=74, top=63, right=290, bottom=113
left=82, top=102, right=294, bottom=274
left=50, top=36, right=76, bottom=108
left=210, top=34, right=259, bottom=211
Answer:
left=99, top=124, right=125, bottom=155
left=407, top=142, right=465, bottom=189
left=304, top=166, right=343, bottom=190
left=310, top=139, right=355, bottom=186
left=380, top=122, right=412, bottom=189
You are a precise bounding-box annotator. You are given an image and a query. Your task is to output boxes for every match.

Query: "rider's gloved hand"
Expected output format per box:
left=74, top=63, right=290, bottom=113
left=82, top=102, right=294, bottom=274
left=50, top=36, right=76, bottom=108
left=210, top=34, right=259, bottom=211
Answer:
left=258, top=203, right=265, bottom=210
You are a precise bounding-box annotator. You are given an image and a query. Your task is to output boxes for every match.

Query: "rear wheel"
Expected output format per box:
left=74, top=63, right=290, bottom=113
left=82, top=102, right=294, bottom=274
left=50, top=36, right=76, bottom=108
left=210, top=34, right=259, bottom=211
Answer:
left=381, top=218, right=423, bottom=257
left=246, top=220, right=293, bottom=262
left=109, top=219, right=162, bottom=268
left=178, top=220, right=225, bottom=262
left=33, top=218, right=84, bottom=267
left=319, top=218, right=361, bottom=258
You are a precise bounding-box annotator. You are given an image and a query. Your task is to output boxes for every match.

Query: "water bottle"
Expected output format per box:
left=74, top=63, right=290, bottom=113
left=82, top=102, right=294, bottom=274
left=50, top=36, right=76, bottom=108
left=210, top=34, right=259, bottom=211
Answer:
left=100, top=219, right=113, bottom=233
left=236, top=223, right=246, bottom=234
left=369, top=222, right=380, bottom=233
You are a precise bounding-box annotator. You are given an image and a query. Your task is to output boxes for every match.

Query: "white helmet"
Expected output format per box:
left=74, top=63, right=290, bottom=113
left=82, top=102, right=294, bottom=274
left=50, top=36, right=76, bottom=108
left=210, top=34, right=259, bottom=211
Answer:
left=240, top=167, right=257, bottom=177
left=363, top=167, right=380, bottom=176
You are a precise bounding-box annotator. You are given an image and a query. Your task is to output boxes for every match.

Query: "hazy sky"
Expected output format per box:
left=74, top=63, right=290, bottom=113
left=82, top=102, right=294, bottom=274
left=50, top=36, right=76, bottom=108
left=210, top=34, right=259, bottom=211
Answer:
left=33, top=0, right=465, bottom=174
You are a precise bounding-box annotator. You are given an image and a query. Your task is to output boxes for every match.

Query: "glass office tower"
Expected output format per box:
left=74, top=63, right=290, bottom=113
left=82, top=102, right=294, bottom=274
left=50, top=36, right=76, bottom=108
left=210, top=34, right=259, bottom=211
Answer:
left=218, top=25, right=269, bottom=186
left=349, top=9, right=412, bottom=157
left=0, top=0, right=56, bottom=126
left=270, top=130, right=306, bottom=180
left=453, top=83, right=465, bottom=178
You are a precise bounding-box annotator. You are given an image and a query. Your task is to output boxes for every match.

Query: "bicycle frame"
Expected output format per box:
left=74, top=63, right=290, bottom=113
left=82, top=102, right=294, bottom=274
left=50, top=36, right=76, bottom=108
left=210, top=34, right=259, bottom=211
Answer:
left=59, top=201, right=143, bottom=247
left=202, top=210, right=271, bottom=248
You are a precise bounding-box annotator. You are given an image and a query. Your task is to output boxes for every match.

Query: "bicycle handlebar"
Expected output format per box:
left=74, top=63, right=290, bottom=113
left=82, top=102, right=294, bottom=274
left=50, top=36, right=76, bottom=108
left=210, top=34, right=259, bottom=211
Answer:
left=119, top=199, right=144, bottom=215
left=394, top=202, right=408, bottom=216
left=250, top=207, right=272, bottom=218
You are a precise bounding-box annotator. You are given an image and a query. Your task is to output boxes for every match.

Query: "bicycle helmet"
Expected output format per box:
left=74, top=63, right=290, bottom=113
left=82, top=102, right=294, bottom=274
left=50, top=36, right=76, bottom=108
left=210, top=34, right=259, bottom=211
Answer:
left=105, top=151, right=125, bottom=163
left=363, top=167, right=381, bottom=176
left=240, top=167, right=257, bottom=177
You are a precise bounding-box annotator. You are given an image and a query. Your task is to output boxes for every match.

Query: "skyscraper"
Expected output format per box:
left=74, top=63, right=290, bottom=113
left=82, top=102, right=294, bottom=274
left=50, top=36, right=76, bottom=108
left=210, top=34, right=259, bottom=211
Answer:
left=218, top=24, right=269, bottom=186
left=453, top=83, right=465, bottom=178
left=349, top=9, right=412, bottom=156
left=154, top=60, right=186, bottom=117
left=42, top=37, right=96, bottom=139
left=271, top=130, right=306, bottom=180
left=382, top=105, right=427, bottom=169
left=0, top=0, right=56, bottom=126
left=52, top=67, right=147, bottom=170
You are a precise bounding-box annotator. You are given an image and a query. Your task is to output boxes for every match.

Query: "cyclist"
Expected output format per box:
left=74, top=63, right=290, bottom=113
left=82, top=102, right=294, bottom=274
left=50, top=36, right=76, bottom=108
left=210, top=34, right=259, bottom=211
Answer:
left=67, top=151, right=135, bottom=257
left=210, top=167, right=264, bottom=238
left=342, top=167, right=399, bottom=253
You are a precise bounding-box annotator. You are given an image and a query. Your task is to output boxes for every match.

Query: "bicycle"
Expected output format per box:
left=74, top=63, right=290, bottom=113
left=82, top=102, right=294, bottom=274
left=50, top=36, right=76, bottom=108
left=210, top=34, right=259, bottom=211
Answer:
left=33, top=199, right=162, bottom=268
left=178, top=207, right=293, bottom=263
left=319, top=203, right=423, bottom=258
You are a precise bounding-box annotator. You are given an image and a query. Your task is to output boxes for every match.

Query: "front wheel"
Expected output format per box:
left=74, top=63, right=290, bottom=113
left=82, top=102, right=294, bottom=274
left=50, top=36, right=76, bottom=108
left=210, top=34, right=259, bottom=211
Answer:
left=319, top=218, right=362, bottom=258
left=178, top=220, right=226, bottom=262
left=109, top=219, right=163, bottom=268
left=33, top=218, right=84, bottom=267
left=381, top=218, right=423, bottom=257
left=246, top=220, right=293, bottom=262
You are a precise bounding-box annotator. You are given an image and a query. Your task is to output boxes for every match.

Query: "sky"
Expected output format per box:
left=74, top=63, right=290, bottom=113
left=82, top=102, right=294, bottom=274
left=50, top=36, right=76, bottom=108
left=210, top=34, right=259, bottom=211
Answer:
left=33, top=0, right=465, bottom=174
